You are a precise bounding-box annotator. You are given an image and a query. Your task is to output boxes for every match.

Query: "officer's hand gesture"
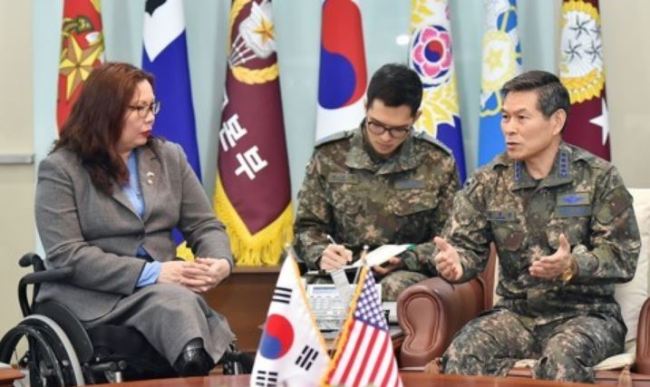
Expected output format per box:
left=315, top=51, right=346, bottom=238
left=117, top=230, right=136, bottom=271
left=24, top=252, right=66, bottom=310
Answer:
left=433, top=236, right=463, bottom=281
left=529, top=233, right=573, bottom=280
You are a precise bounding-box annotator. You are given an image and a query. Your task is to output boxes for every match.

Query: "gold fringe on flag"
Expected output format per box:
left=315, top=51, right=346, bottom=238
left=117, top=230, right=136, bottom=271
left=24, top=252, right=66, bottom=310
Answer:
left=175, top=242, right=194, bottom=261
left=214, top=177, right=293, bottom=266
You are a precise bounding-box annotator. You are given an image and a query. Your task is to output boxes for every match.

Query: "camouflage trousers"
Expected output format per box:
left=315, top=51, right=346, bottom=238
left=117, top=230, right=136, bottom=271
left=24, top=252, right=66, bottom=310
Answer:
left=442, top=308, right=625, bottom=383
left=378, top=270, right=428, bottom=301
left=307, top=270, right=428, bottom=302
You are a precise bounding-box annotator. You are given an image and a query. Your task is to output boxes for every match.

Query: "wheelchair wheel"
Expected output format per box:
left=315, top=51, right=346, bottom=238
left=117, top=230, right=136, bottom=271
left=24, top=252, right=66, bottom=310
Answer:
left=0, top=315, right=85, bottom=386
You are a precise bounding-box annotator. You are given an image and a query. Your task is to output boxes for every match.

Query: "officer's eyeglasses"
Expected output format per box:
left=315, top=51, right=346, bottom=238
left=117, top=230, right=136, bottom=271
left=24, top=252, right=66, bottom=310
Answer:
left=128, top=100, right=161, bottom=118
left=366, top=118, right=412, bottom=139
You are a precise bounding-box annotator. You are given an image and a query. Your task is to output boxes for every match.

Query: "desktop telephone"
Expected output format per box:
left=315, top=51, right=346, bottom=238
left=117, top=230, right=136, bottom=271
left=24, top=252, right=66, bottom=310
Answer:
left=307, top=283, right=396, bottom=333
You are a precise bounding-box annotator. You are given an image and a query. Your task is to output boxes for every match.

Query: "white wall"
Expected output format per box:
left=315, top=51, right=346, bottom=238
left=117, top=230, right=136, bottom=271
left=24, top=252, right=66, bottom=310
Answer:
left=601, top=0, right=650, bottom=188
left=0, top=1, right=34, bottom=335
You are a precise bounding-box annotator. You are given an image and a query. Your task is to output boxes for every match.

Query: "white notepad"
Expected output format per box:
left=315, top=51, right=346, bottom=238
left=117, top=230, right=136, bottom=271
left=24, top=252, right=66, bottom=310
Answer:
left=350, top=244, right=411, bottom=267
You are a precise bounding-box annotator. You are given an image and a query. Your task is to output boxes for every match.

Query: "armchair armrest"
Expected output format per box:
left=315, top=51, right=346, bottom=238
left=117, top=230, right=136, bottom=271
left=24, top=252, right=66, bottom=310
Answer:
left=397, top=276, right=488, bottom=368
left=636, top=297, right=650, bottom=374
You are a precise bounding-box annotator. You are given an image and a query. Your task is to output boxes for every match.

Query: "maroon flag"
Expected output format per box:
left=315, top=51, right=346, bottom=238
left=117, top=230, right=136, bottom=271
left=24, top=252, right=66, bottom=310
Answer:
left=213, top=0, right=292, bottom=266
left=559, top=0, right=610, bottom=160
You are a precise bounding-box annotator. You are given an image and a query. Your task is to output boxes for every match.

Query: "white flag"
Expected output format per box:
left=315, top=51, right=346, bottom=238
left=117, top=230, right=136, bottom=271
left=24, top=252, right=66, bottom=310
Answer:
left=250, top=254, right=330, bottom=386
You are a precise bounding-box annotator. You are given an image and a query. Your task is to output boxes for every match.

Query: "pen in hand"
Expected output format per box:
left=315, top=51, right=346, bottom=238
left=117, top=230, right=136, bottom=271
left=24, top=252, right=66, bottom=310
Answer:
left=326, top=234, right=337, bottom=245
left=322, top=234, right=353, bottom=270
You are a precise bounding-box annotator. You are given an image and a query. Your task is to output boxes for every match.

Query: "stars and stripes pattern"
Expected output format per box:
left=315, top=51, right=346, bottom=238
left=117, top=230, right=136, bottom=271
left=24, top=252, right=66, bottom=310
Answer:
left=325, top=267, right=402, bottom=387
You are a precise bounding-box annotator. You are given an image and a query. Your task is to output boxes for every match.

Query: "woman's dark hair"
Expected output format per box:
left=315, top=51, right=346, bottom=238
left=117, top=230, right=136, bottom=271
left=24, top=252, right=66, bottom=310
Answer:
left=55, top=62, right=154, bottom=194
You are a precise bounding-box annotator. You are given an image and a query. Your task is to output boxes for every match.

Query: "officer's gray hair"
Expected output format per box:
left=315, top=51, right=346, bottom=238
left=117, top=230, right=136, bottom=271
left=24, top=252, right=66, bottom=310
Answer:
left=501, top=70, right=571, bottom=119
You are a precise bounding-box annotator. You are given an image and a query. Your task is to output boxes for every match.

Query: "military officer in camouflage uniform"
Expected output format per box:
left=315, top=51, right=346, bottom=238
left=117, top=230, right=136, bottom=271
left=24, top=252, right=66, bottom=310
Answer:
left=433, top=70, right=640, bottom=383
left=294, top=63, right=459, bottom=301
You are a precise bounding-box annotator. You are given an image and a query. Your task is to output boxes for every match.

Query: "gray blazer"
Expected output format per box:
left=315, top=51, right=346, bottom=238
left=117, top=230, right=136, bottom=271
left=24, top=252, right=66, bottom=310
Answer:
left=35, top=139, right=233, bottom=321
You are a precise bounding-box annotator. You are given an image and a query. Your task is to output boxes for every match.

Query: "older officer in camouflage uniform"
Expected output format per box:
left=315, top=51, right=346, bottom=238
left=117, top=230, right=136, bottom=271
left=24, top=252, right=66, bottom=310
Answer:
left=433, top=70, right=640, bottom=383
left=294, top=63, right=459, bottom=301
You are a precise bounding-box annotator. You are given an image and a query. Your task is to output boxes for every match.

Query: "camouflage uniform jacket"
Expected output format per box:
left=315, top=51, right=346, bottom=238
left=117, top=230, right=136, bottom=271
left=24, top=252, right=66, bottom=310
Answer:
left=441, top=142, right=640, bottom=323
left=294, top=125, right=459, bottom=273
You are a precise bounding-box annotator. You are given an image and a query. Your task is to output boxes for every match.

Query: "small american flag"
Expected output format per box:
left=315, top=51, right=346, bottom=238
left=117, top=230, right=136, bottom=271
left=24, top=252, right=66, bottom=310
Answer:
left=325, top=267, right=403, bottom=387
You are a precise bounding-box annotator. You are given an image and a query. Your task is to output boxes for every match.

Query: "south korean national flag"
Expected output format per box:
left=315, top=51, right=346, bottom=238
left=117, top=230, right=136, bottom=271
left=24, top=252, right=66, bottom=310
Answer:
left=250, top=252, right=330, bottom=386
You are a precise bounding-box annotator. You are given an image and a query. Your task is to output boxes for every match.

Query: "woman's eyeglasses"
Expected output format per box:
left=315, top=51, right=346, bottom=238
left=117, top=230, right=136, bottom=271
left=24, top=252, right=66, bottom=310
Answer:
left=128, top=100, right=161, bottom=118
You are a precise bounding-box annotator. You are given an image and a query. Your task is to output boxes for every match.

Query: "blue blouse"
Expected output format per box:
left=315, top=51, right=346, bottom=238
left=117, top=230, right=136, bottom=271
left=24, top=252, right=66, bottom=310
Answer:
left=123, top=150, right=161, bottom=287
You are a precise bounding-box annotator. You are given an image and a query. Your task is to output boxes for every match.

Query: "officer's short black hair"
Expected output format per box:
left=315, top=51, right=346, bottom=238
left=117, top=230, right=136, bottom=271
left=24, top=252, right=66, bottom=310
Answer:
left=501, top=70, right=571, bottom=119
left=366, top=63, right=422, bottom=117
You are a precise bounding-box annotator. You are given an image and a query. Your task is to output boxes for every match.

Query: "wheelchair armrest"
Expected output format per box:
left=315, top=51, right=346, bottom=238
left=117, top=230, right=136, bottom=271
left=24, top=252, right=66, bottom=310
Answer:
left=397, top=276, right=487, bottom=368
left=19, top=252, right=44, bottom=270
left=19, top=266, right=74, bottom=317
left=20, top=267, right=74, bottom=285
left=636, top=297, right=650, bottom=374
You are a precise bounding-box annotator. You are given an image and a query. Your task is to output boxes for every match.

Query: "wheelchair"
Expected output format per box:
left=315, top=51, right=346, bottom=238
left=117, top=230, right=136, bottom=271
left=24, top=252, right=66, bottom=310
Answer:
left=0, top=253, right=252, bottom=386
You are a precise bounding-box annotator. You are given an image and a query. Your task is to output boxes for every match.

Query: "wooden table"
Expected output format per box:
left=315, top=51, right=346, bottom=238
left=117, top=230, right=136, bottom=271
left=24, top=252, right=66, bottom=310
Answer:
left=203, top=266, right=279, bottom=353
left=402, top=373, right=600, bottom=386
left=0, top=367, right=24, bottom=386
left=93, top=372, right=605, bottom=386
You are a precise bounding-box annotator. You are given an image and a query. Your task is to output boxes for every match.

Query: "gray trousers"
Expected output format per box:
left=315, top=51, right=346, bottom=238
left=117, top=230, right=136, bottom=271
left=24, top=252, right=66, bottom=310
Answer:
left=442, top=308, right=625, bottom=383
left=85, top=283, right=235, bottom=366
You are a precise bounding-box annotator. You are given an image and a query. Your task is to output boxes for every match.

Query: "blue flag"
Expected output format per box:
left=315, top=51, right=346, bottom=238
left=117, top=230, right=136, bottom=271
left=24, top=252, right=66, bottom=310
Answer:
left=142, top=0, right=200, bottom=249
left=142, top=0, right=200, bottom=179
left=477, top=0, right=522, bottom=166
left=408, top=0, right=466, bottom=182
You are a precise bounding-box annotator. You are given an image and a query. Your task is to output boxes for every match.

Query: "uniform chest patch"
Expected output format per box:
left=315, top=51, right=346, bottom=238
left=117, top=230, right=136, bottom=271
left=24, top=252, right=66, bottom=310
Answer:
left=556, top=192, right=591, bottom=217
left=487, top=211, right=517, bottom=222
left=394, top=179, right=426, bottom=190
left=557, top=192, right=590, bottom=206
left=328, top=173, right=359, bottom=184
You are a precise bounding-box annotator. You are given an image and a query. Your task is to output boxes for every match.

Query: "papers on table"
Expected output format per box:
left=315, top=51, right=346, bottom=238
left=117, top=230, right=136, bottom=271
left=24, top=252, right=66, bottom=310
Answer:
left=350, top=244, right=412, bottom=267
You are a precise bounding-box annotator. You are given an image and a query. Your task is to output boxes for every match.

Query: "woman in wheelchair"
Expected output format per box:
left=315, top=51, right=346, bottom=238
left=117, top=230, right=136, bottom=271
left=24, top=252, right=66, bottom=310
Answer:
left=33, top=62, right=235, bottom=377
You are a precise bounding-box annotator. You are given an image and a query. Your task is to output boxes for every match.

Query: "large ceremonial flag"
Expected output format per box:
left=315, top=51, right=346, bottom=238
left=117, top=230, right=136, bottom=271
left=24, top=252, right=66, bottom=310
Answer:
left=477, top=0, right=522, bottom=166
left=251, top=253, right=330, bottom=386
left=324, top=266, right=403, bottom=387
left=214, top=0, right=292, bottom=266
left=408, top=0, right=466, bottom=182
left=559, top=0, right=610, bottom=160
left=315, top=0, right=367, bottom=140
left=143, top=0, right=201, bottom=253
left=57, top=0, right=104, bottom=132
left=143, top=0, right=201, bottom=179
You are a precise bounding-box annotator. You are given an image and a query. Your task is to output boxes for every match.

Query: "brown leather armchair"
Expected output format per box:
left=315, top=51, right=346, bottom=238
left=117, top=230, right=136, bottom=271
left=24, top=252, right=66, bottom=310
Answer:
left=396, top=189, right=650, bottom=384
left=397, top=246, right=497, bottom=368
